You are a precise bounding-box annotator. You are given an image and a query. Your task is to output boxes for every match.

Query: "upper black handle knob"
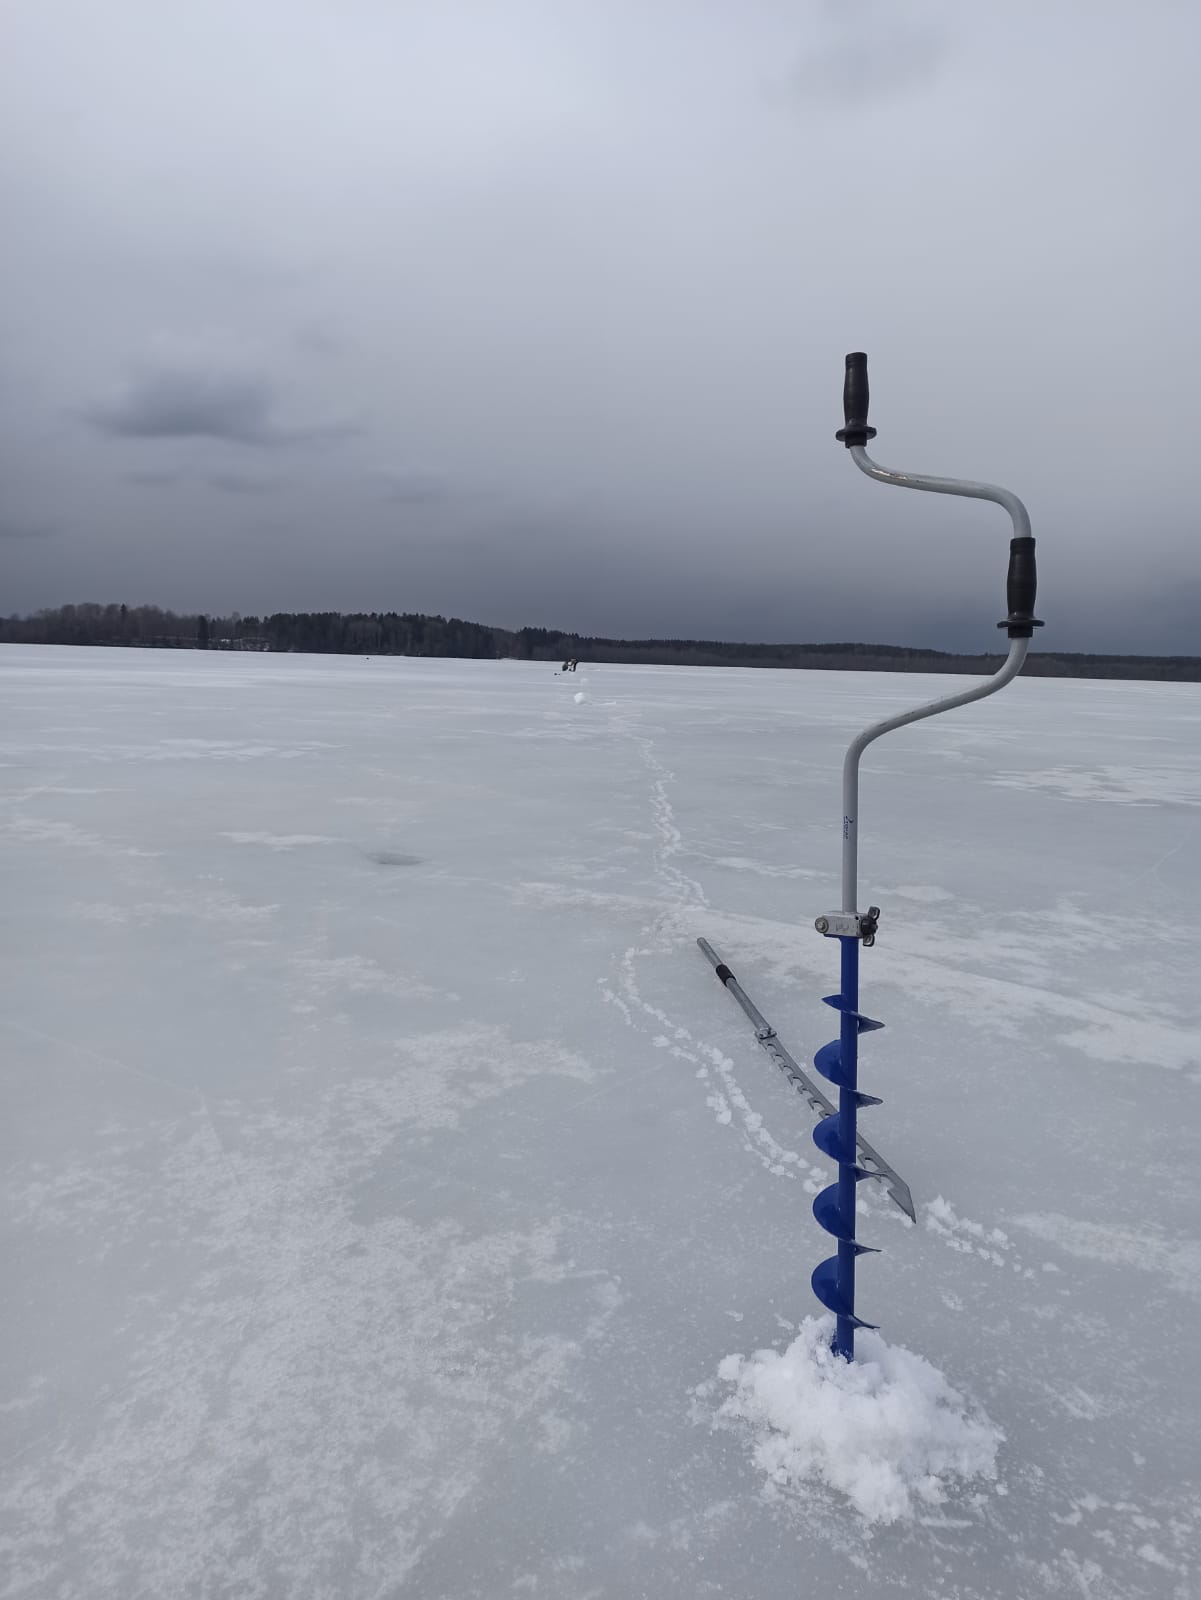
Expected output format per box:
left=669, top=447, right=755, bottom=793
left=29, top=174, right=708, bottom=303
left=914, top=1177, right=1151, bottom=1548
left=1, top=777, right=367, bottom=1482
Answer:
left=835, top=352, right=877, bottom=448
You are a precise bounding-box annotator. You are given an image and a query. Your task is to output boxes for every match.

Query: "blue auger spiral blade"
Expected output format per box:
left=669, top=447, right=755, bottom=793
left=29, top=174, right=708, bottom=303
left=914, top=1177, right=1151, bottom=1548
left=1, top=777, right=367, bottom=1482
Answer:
left=813, top=1042, right=882, bottom=1100
left=812, top=935, right=883, bottom=1356
left=811, top=1257, right=879, bottom=1330
left=813, top=1039, right=847, bottom=1087
left=813, top=1181, right=880, bottom=1249
left=814, top=1111, right=879, bottom=1165
left=821, top=994, right=885, bottom=1030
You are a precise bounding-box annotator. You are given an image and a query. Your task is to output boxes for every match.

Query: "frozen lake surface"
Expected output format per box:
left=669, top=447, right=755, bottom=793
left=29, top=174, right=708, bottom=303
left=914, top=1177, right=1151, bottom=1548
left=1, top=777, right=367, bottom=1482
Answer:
left=2, top=645, right=1199, bottom=1599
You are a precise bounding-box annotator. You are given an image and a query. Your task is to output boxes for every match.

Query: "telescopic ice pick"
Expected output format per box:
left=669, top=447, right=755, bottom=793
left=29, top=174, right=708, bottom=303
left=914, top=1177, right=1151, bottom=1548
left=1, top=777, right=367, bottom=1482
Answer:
left=811, top=352, right=1042, bottom=1359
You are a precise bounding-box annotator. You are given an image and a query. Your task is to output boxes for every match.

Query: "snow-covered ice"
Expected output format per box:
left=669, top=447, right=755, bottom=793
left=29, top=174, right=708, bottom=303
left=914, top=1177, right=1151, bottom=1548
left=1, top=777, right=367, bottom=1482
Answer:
left=2, top=645, right=1199, bottom=1599
left=711, top=1314, right=1002, bottom=1526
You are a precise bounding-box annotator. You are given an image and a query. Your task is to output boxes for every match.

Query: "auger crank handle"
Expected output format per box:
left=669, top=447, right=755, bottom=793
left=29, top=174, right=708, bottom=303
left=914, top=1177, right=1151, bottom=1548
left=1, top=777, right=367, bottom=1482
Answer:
left=834, top=350, right=1042, bottom=639
left=835, top=352, right=876, bottom=448
left=1000, top=536, right=1042, bottom=639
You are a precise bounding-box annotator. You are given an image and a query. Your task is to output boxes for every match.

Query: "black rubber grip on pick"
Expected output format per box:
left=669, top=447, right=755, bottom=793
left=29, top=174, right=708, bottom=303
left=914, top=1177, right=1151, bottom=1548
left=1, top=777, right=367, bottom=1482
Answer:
left=835, top=352, right=877, bottom=448
left=998, top=536, right=1044, bottom=638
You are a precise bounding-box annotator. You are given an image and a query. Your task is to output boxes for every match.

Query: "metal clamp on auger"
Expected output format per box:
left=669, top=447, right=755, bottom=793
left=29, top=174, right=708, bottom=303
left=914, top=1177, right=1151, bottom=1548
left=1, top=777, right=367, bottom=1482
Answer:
left=814, top=908, right=880, bottom=945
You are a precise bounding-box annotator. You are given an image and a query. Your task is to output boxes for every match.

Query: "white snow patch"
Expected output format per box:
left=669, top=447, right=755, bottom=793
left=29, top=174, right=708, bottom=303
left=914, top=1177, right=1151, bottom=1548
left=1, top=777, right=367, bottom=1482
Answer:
left=707, top=1093, right=733, bottom=1125
left=714, top=1315, right=1002, bottom=1526
left=991, top=763, right=1201, bottom=807
left=1011, top=1212, right=1201, bottom=1299
left=221, top=830, right=333, bottom=849
left=1136, top=1542, right=1176, bottom=1571
left=706, top=855, right=820, bottom=881
left=924, top=1195, right=1017, bottom=1268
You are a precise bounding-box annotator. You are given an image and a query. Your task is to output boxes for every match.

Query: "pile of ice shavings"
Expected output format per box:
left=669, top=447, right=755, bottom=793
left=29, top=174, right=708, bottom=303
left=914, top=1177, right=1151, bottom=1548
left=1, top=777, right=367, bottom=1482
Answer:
left=715, top=1315, right=1003, bottom=1525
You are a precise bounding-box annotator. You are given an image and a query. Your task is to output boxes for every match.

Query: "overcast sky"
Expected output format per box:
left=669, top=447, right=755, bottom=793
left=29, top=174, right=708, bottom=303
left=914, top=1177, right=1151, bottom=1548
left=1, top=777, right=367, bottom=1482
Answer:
left=3, top=0, right=1198, bottom=651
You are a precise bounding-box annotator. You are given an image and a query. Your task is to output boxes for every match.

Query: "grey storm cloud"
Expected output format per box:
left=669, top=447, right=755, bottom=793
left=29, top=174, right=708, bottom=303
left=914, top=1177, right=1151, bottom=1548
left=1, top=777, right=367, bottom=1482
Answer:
left=127, top=465, right=278, bottom=493
left=85, top=354, right=360, bottom=448
left=791, top=0, right=948, bottom=104
left=208, top=471, right=279, bottom=496
left=378, top=467, right=450, bottom=505
left=0, top=518, right=55, bottom=541
left=2, top=0, right=1200, bottom=654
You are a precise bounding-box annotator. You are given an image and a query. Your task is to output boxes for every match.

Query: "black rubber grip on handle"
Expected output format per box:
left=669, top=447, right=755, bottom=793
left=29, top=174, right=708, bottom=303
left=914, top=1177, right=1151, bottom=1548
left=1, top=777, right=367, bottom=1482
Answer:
left=998, top=536, right=1044, bottom=638
left=835, top=352, right=877, bottom=447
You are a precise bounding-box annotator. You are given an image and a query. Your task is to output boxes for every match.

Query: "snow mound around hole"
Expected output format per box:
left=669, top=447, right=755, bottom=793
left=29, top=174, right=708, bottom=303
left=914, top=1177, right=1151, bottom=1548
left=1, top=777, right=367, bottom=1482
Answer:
left=715, top=1315, right=1003, bottom=1526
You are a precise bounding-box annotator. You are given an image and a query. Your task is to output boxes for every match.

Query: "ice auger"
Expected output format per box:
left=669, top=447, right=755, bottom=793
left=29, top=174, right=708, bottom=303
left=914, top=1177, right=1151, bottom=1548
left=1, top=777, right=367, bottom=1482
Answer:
left=811, top=352, right=1041, bottom=1359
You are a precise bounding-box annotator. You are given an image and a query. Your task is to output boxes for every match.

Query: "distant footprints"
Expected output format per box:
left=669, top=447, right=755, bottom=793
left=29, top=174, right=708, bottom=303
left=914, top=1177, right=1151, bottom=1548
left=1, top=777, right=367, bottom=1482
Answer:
left=655, top=1032, right=825, bottom=1186
left=599, top=724, right=819, bottom=1184
left=610, top=944, right=823, bottom=1185
left=626, top=733, right=708, bottom=914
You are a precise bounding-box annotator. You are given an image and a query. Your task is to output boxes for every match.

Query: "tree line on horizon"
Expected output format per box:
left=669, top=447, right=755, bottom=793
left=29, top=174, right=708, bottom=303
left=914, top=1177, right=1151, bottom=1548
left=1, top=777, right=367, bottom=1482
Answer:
left=2, top=601, right=1198, bottom=681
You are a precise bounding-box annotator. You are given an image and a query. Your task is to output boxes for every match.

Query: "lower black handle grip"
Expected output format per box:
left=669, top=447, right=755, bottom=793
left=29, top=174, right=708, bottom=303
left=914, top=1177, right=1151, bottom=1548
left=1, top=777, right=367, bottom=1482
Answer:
left=835, top=352, right=877, bottom=448
left=998, top=536, right=1044, bottom=638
